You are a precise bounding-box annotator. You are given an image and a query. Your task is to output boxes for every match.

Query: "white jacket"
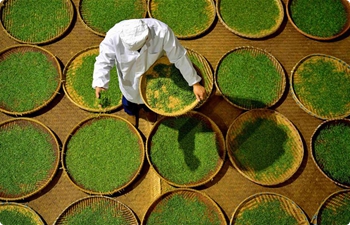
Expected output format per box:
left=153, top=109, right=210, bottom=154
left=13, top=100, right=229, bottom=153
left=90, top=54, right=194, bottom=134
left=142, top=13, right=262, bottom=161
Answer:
left=92, top=18, right=202, bottom=104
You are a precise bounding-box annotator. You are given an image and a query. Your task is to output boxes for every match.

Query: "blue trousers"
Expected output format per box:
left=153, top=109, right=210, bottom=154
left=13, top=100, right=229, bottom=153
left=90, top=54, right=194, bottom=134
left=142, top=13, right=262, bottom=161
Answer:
left=122, top=96, right=151, bottom=115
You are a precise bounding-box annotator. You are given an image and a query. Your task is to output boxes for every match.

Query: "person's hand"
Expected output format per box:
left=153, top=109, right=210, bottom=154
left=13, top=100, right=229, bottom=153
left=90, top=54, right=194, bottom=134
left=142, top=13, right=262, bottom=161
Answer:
left=192, top=83, right=206, bottom=102
left=95, top=87, right=106, bottom=99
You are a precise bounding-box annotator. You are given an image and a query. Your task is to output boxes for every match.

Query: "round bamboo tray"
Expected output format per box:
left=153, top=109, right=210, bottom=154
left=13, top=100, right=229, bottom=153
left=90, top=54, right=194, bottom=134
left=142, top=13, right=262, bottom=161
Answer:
left=147, top=0, right=216, bottom=39
left=0, top=0, right=74, bottom=44
left=310, top=119, right=350, bottom=188
left=141, top=188, right=226, bottom=225
left=146, top=111, right=226, bottom=188
left=0, top=118, right=60, bottom=201
left=62, top=114, right=144, bottom=195
left=290, top=54, right=350, bottom=120
left=78, top=0, right=147, bottom=36
left=215, top=46, right=286, bottom=110
left=216, top=0, right=284, bottom=39
left=63, top=46, right=122, bottom=113
left=230, top=192, right=309, bottom=225
left=312, top=189, right=350, bottom=225
left=54, top=196, right=139, bottom=225
left=140, top=49, right=212, bottom=116
left=0, top=202, right=45, bottom=224
left=0, top=45, right=62, bottom=116
left=286, top=0, right=350, bottom=41
left=226, top=109, right=304, bottom=186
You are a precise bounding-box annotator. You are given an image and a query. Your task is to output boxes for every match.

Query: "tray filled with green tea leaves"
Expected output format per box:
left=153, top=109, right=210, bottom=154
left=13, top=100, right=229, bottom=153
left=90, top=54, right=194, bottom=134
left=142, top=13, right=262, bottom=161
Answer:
left=216, top=0, right=284, bottom=38
left=146, top=111, right=225, bottom=187
left=0, top=202, right=45, bottom=225
left=230, top=192, right=309, bottom=225
left=140, top=50, right=212, bottom=116
left=53, top=196, right=139, bottom=225
left=0, top=45, right=62, bottom=115
left=63, top=46, right=122, bottom=112
left=0, top=118, right=60, bottom=201
left=291, top=54, right=350, bottom=119
left=148, top=0, right=216, bottom=39
left=0, top=0, right=74, bottom=44
left=142, top=188, right=226, bottom=225
left=78, top=0, right=147, bottom=36
left=287, top=0, right=350, bottom=40
left=62, top=114, right=145, bottom=195
left=215, top=46, right=286, bottom=110
left=311, top=119, right=350, bottom=188
left=226, top=109, right=304, bottom=186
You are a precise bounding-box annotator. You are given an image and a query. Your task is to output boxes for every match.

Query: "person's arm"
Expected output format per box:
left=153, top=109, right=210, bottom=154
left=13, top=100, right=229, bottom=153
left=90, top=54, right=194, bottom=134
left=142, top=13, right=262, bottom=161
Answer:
left=162, top=27, right=206, bottom=101
left=92, top=36, right=116, bottom=99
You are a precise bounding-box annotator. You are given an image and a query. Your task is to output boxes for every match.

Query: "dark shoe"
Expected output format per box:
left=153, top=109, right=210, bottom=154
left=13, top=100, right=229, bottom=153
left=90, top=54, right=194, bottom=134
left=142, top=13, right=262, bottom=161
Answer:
left=126, top=114, right=137, bottom=127
left=145, top=111, right=157, bottom=124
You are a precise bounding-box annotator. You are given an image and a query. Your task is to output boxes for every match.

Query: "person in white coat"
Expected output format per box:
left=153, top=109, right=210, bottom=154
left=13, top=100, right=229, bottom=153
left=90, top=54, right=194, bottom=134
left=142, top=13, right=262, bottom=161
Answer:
left=92, top=18, right=206, bottom=126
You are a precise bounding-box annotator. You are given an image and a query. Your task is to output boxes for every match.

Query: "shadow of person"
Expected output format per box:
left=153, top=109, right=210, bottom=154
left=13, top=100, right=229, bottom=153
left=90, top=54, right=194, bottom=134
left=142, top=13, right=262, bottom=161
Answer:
left=234, top=118, right=287, bottom=171
left=156, top=113, right=222, bottom=177
left=229, top=115, right=288, bottom=173
left=177, top=117, right=202, bottom=171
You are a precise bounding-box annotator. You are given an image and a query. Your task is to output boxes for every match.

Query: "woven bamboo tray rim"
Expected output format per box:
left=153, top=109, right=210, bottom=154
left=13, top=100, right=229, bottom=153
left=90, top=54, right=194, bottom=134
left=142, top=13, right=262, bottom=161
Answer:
left=0, top=44, right=62, bottom=116
left=0, top=202, right=45, bottom=224
left=62, top=114, right=145, bottom=195
left=146, top=111, right=226, bottom=188
left=216, top=0, right=284, bottom=39
left=290, top=54, right=350, bottom=120
left=0, top=0, right=74, bottom=44
left=230, top=192, right=309, bottom=225
left=78, top=0, right=148, bottom=37
left=63, top=46, right=122, bottom=113
left=187, top=48, right=214, bottom=109
left=215, top=46, right=286, bottom=110
left=147, top=0, right=216, bottom=39
left=310, top=119, right=350, bottom=188
left=139, top=53, right=202, bottom=117
left=0, top=118, right=60, bottom=201
left=286, top=0, right=350, bottom=41
left=141, top=188, right=226, bottom=225
left=312, top=189, right=350, bottom=225
left=226, top=109, right=304, bottom=186
left=53, top=196, right=139, bottom=225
